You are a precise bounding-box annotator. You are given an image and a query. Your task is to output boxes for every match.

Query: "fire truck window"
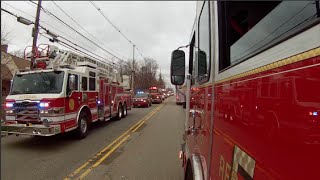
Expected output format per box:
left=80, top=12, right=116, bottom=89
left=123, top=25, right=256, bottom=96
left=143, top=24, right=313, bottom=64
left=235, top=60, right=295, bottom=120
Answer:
left=189, top=33, right=195, bottom=79
left=198, top=1, right=210, bottom=83
left=89, top=77, right=96, bottom=91
left=82, top=77, right=88, bottom=91
left=67, top=74, right=78, bottom=95
left=218, top=1, right=319, bottom=71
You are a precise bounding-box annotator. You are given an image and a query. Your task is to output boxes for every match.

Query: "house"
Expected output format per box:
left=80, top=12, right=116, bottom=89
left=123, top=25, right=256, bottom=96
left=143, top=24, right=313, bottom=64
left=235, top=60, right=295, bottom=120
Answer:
left=1, top=44, right=30, bottom=120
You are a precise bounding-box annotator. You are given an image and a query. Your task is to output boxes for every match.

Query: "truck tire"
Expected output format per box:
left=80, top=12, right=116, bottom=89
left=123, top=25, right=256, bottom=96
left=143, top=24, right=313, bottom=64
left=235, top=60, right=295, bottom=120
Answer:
left=75, top=112, right=88, bottom=139
left=183, top=102, right=186, bottom=109
left=185, top=161, right=194, bottom=180
left=122, top=104, right=127, bottom=118
left=115, top=105, right=123, bottom=120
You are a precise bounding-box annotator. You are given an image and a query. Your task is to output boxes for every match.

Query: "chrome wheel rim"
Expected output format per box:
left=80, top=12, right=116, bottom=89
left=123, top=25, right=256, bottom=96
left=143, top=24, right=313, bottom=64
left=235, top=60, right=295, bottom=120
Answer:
left=123, top=106, right=127, bottom=116
left=119, top=107, right=122, bottom=117
left=80, top=118, right=87, bottom=133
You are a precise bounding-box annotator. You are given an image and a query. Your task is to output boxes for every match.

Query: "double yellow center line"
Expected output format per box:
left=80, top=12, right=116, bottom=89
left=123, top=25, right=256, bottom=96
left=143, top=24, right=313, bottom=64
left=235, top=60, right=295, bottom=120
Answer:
left=64, top=102, right=166, bottom=180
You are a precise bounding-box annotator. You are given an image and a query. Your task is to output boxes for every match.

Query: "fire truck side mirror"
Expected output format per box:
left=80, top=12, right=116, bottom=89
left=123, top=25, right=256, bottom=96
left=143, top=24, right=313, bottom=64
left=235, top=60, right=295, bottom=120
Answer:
left=69, top=75, right=76, bottom=93
left=170, top=49, right=185, bottom=85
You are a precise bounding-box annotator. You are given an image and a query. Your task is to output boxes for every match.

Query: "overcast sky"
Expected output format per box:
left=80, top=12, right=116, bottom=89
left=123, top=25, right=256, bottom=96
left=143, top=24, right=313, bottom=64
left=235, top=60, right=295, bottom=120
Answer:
left=1, top=1, right=196, bottom=87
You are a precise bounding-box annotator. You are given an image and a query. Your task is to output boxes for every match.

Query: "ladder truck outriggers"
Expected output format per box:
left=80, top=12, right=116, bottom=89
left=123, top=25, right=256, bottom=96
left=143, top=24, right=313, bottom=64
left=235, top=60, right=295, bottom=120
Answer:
left=2, top=44, right=132, bottom=139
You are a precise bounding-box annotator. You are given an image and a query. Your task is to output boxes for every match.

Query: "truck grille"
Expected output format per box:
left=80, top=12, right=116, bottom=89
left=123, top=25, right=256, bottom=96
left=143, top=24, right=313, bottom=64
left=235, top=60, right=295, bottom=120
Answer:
left=15, top=102, right=40, bottom=123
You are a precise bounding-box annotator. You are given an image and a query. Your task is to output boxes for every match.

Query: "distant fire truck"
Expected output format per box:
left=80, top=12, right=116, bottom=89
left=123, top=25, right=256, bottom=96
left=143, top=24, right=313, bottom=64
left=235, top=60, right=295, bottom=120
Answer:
left=2, top=45, right=132, bottom=139
left=171, top=1, right=319, bottom=180
left=176, top=85, right=186, bottom=107
left=148, top=86, right=163, bottom=103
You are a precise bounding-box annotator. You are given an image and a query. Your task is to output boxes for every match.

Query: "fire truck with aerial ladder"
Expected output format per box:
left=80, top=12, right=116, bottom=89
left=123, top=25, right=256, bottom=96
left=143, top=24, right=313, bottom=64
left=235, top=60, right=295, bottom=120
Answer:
left=2, top=44, right=132, bottom=139
left=170, top=1, right=320, bottom=180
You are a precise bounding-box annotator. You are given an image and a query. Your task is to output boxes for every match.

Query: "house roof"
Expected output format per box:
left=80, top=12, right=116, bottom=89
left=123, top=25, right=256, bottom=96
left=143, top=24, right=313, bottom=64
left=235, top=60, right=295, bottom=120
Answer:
left=1, top=51, right=31, bottom=80
left=12, top=54, right=30, bottom=70
left=1, top=65, right=12, bottom=80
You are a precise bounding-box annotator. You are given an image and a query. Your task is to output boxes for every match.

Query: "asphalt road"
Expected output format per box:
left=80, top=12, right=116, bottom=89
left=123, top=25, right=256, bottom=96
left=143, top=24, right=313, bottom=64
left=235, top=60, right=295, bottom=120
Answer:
left=1, top=96, right=185, bottom=180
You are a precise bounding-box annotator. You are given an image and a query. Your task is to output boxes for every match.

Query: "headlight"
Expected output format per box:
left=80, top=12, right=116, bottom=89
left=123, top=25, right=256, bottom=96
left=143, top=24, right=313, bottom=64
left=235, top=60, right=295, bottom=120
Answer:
left=6, top=110, right=14, bottom=114
left=39, top=102, right=50, bottom=108
left=143, top=100, right=146, bottom=102
left=40, top=110, right=49, bottom=114
left=40, top=107, right=64, bottom=115
left=6, top=102, right=14, bottom=108
left=42, top=118, right=52, bottom=127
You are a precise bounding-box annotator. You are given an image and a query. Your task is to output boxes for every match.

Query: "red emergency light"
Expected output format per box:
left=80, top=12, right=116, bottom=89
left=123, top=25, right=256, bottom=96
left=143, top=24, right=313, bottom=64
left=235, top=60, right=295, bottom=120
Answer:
left=150, top=87, right=157, bottom=90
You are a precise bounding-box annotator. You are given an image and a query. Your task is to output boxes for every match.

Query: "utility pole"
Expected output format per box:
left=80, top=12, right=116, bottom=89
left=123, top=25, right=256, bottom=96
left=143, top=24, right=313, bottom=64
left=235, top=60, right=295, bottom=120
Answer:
left=31, top=0, right=42, bottom=69
left=131, top=44, right=136, bottom=97
left=131, top=44, right=135, bottom=96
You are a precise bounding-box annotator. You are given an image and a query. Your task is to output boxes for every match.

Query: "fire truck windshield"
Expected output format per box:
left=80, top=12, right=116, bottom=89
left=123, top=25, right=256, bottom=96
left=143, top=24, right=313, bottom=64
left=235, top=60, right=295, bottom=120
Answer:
left=135, top=93, right=148, bottom=98
left=10, top=71, right=65, bottom=95
left=149, top=89, right=159, bottom=93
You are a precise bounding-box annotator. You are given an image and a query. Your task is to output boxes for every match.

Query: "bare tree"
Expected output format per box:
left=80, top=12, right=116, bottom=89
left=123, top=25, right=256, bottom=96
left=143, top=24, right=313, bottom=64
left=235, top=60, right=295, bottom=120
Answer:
left=1, top=13, right=12, bottom=45
left=10, top=49, right=25, bottom=58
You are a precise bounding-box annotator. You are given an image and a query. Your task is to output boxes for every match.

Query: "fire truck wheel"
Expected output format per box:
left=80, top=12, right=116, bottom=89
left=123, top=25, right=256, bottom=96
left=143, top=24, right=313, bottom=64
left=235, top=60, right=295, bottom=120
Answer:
left=183, top=102, right=186, bottom=109
left=115, top=105, right=123, bottom=120
left=122, top=104, right=127, bottom=118
left=185, top=161, right=194, bottom=180
left=75, top=112, right=88, bottom=139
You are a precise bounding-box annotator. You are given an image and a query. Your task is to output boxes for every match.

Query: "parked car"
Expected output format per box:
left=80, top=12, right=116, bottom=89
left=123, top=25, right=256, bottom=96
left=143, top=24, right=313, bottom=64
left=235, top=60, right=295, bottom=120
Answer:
left=133, top=93, right=152, bottom=107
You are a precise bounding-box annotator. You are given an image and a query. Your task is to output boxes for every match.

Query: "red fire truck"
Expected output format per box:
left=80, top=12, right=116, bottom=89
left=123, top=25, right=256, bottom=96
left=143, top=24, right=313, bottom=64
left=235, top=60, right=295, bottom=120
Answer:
left=176, top=85, right=186, bottom=106
left=2, top=45, right=132, bottom=139
left=171, top=1, right=320, bottom=180
left=148, top=86, right=163, bottom=103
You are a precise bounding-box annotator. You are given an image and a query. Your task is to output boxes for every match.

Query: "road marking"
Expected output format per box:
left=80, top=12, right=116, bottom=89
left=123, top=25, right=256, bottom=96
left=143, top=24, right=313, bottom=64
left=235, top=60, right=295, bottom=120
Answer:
left=131, top=103, right=165, bottom=132
left=78, top=135, right=130, bottom=179
left=64, top=103, right=165, bottom=179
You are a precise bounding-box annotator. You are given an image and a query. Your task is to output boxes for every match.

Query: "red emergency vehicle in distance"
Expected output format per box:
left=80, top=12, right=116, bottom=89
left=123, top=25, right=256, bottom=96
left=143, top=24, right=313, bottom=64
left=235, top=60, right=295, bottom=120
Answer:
left=171, top=1, right=320, bottom=180
left=133, top=92, right=152, bottom=108
left=148, top=87, right=163, bottom=104
left=176, top=85, right=186, bottom=106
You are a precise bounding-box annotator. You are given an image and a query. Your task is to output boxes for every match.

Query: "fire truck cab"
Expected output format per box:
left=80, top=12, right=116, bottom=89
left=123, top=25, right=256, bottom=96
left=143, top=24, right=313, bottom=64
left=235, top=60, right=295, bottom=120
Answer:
left=2, top=45, right=132, bottom=139
left=171, top=1, right=320, bottom=180
left=149, top=86, right=163, bottom=104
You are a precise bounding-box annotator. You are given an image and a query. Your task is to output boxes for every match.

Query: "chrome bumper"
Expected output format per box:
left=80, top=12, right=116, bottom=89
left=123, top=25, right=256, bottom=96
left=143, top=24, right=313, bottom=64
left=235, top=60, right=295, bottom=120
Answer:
left=1, top=123, right=61, bottom=136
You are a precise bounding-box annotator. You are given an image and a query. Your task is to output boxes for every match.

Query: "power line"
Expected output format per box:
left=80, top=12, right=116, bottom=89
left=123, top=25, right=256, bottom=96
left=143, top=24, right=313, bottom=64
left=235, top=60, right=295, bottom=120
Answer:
left=21, top=1, right=107, bottom=58
left=50, top=1, right=128, bottom=61
left=3, top=1, right=94, bottom=52
left=2, top=4, right=124, bottom=70
left=33, top=2, right=127, bottom=63
left=1, top=7, right=120, bottom=69
left=90, top=1, right=133, bottom=45
left=89, top=1, right=146, bottom=59
left=1, top=4, right=103, bottom=61
left=1, top=7, right=19, bottom=18
left=40, top=34, right=121, bottom=69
